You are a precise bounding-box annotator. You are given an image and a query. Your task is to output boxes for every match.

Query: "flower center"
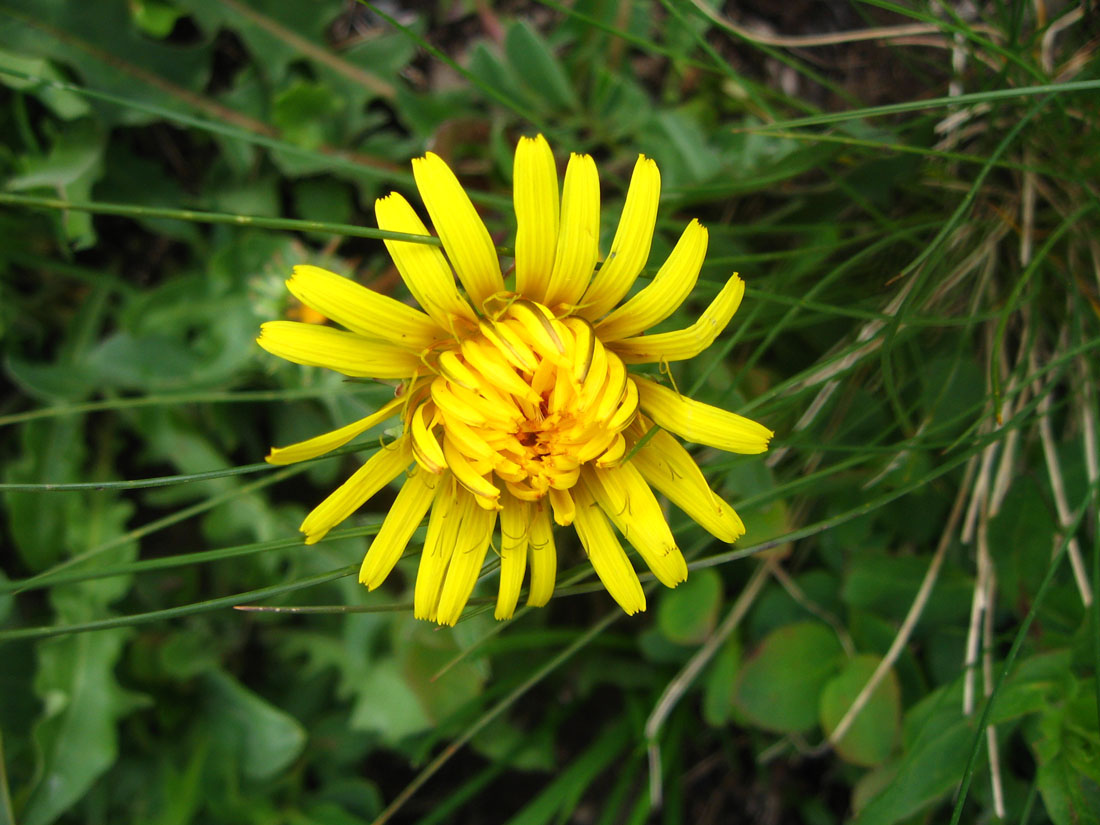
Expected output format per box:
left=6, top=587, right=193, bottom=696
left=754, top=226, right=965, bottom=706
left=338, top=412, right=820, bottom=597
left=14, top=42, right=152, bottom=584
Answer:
left=409, top=299, right=639, bottom=508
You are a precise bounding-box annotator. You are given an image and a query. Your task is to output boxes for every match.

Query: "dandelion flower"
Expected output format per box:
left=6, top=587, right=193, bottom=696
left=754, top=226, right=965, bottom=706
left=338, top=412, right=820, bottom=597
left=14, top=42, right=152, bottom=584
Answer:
left=258, top=135, right=773, bottom=625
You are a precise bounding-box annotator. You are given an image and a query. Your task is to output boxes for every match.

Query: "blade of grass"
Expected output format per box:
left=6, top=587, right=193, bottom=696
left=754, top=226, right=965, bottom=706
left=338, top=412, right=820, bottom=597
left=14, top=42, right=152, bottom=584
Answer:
left=369, top=609, right=621, bottom=825
left=948, top=481, right=1098, bottom=825
left=737, top=79, right=1100, bottom=132
left=5, top=520, right=382, bottom=594
left=0, top=192, right=441, bottom=245
left=0, top=564, right=358, bottom=644
left=0, top=385, right=384, bottom=428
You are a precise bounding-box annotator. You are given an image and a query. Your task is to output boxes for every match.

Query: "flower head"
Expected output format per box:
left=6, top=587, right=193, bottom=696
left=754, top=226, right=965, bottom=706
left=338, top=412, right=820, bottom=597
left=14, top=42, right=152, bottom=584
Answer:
left=258, top=135, right=773, bottom=625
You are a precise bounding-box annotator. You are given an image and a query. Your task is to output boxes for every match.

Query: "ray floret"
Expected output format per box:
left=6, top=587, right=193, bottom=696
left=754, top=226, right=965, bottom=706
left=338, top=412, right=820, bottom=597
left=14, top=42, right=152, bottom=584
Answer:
left=258, top=135, right=773, bottom=625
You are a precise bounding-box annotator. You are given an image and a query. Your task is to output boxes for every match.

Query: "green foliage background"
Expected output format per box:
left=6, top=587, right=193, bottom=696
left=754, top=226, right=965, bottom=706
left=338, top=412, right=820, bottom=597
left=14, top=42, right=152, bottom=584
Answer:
left=1, top=1, right=1099, bottom=823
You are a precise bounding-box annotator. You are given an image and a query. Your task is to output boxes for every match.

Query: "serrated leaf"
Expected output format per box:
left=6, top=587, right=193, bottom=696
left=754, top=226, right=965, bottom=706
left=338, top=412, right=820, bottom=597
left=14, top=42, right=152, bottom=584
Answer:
left=503, top=21, right=577, bottom=112
left=22, top=630, right=146, bottom=825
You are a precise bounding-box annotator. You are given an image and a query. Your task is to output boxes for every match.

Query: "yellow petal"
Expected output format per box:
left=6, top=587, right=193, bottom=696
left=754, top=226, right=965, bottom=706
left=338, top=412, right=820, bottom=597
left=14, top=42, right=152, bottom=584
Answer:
left=287, top=265, right=443, bottom=349
left=412, top=152, right=504, bottom=308
left=543, top=153, right=599, bottom=310
left=580, top=155, right=660, bottom=320
left=300, top=435, right=412, bottom=544
left=627, top=417, right=745, bottom=542
left=526, top=502, right=557, bottom=607
left=548, top=486, right=575, bottom=526
left=610, top=274, right=745, bottom=364
left=375, top=192, right=475, bottom=327
left=443, top=435, right=502, bottom=504
left=513, top=134, right=559, bottom=302
left=634, top=377, right=773, bottom=454
left=414, top=478, right=465, bottom=621
left=359, top=468, right=440, bottom=589
left=435, top=502, right=497, bottom=626
left=257, top=321, right=421, bottom=379
left=505, top=300, right=567, bottom=363
left=479, top=319, right=539, bottom=373
left=266, top=395, right=405, bottom=466
left=410, top=401, right=446, bottom=473
left=496, top=494, right=530, bottom=620
left=583, top=465, right=687, bottom=588
left=596, top=220, right=708, bottom=341
left=572, top=483, right=646, bottom=615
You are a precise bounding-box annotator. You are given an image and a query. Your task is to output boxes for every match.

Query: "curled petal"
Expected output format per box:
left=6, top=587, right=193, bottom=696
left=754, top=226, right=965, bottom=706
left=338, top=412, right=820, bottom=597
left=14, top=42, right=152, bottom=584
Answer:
left=596, top=220, right=708, bottom=341
left=611, top=274, right=745, bottom=364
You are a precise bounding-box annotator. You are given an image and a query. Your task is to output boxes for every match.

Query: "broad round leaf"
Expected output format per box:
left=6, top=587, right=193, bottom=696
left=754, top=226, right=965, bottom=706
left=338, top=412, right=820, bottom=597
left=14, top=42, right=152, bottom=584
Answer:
left=820, top=655, right=901, bottom=767
left=734, top=621, right=844, bottom=733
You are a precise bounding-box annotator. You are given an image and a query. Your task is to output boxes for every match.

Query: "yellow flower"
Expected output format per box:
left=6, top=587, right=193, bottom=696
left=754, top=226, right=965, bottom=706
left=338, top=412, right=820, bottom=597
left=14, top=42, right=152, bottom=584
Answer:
left=258, top=135, right=773, bottom=625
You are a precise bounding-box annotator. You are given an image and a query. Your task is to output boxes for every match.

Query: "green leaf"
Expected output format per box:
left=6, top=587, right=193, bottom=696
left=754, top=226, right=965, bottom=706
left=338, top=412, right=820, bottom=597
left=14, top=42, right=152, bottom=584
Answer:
left=203, top=669, right=307, bottom=782
left=1029, top=678, right=1100, bottom=825
left=129, top=0, right=184, bottom=39
left=657, top=567, right=722, bottom=645
left=854, top=685, right=974, bottom=825
left=702, top=636, right=741, bottom=727
left=503, top=21, right=577, bottom=112
left=348, top=659, right=431, bottom=742
left=734, top=621, right=844, bottom=733
left=504, top=721, right=627, bottom=825
left=272, top=80, right=345, bottom=151
left=5, top=119, right=104, bottom=247
left=22, top=630, right=145, bottom=825
left=0, top=49, right=90, bottom=118
left=820, top=655, right=901, bottom=767
left=2, top=419, right=86, bottom=571
left=1037, top=754, right=1100, bottom=825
